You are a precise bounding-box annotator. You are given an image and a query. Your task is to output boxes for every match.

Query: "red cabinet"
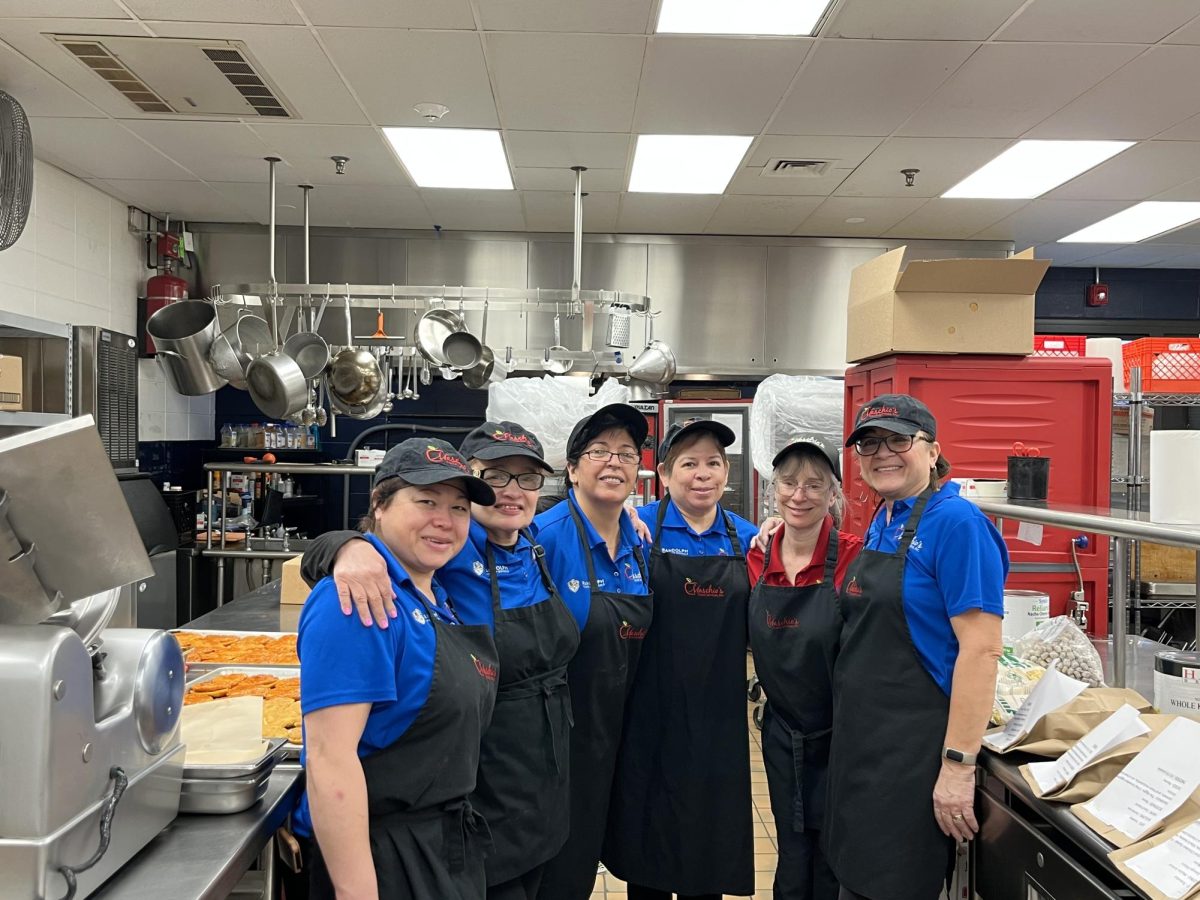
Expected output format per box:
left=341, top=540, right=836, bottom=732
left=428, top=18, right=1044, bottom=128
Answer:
left=843, top=355, right=1113, bottom=635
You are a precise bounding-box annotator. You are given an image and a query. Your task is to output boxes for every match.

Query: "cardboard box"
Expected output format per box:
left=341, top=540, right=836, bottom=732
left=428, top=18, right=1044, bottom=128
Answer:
left=0, top=354, right=22, bottom=411
left=846, top=247, right=1051, bottom=364
left=280, top=555, right=310, bottom=605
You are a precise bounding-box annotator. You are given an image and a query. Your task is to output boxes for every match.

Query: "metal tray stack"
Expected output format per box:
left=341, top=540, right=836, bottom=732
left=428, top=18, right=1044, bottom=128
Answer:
left=172, top=629, right=300, bottom=673
left=180, top=737, right=287, bottom=815
left=186, top=666, right=304, bottom=759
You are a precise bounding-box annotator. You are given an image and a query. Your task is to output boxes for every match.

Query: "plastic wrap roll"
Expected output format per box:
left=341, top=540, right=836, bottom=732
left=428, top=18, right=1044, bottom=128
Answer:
left=1149, top=430, right=1200, bottom=524
left=1085, top=337, right=1125, bottom=391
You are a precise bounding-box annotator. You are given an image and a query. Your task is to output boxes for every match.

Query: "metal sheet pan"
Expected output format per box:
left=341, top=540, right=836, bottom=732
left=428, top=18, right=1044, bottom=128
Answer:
left=179, top=769, right=273, bottom=815
left=185, top=667, right=302, bottom=758
left=182, top=736, right=287, bottom=781
left=174, top=628, right=299, bottom=671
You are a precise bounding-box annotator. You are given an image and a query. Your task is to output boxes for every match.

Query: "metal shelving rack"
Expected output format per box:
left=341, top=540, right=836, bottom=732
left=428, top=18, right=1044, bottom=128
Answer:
left=0, top=310, right=72, bottom=431
left=1112, top=366, right=1200, bottom=636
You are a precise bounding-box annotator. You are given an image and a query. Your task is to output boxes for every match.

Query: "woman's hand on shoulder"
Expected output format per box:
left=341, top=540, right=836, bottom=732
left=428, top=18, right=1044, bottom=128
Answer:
left=752, top=516, right=784, bottom=553
left=333, top=539, right=397, bottom=628
left=624, top=503, right=652, bottom=543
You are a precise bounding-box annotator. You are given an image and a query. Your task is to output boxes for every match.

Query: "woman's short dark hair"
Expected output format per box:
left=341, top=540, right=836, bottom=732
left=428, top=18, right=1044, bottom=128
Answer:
left=359, top=477, right=410, bottom=532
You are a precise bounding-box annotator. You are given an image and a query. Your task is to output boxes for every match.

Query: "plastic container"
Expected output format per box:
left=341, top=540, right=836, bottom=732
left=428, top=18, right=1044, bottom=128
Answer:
left=1121, top=338, right=1200, bottom=392
left=1031, top=335, right=1087, bottom=358
left=1007, top=454, right=1050, bottom=501
left=1153, top=651, right=1200, bottom=721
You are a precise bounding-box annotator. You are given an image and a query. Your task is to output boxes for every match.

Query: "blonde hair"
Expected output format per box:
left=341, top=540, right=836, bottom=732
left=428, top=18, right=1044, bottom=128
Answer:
left=774, top=451, right=845, bottom=527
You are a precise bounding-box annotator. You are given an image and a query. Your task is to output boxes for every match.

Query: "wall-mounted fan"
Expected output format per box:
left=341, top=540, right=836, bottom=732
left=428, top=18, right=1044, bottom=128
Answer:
left=0, top=90, right=33, bottom=251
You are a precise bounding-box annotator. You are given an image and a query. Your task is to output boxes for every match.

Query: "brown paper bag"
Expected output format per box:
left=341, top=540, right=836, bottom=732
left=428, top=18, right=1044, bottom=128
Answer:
left=993, top=688, right=1153, bottom=757
left=1019, top=714, right=1176, bottom=802
left=181, top=695, right=270, bottom=765
left=1110, top=816, right=1200, bottom=900
left=1073, top=790, right=1200, bottom=849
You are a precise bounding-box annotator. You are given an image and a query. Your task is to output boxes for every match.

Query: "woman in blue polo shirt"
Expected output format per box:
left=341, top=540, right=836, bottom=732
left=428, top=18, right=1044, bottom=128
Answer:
left=603, top=418, right=759, bottom=900
left=533, top=403, right=654, bottom=900
left=302, top=422, right=580, bottom=900
left=295, top=438, right=499, bottom=900
left=825, top=395, right=1006, bottom=900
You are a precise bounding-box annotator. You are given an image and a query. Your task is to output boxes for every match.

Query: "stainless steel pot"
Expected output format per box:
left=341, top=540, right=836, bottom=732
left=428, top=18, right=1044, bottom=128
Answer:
left=327, top=297, right=385, bottom=409
left=462, top=302, right=506, bottom=389
left=414, top=306, right=471, bottom=367
left=146, top=300, right=228, bottom=395
left=247, top=297, right=310, bottom=419
left=208, top=329, right=247, bottom=390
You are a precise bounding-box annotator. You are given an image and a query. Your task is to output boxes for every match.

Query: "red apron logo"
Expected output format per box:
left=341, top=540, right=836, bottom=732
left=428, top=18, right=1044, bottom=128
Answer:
left=491, top=429, right=534, bottom=446
left=426, top=446, right=468, bottom=471
left=683, top=577, right=725, bottom=598
left=470, top=653, right=498, bottom=682
left=619, top=619, right=647, bottom=640
left=845, top=577, right=863, bottom=596
left=766, top=612, right=800, bottom=630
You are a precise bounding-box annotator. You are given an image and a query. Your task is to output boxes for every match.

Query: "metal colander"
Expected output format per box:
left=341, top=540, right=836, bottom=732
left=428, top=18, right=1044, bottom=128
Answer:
left=0, top=91, right=33, bottom=252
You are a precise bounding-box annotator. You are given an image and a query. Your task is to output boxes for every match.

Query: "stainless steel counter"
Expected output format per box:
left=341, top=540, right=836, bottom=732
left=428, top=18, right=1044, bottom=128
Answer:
left=186, top=580, right=299, bottom=633
left=92, top=767, right=302, bottom=900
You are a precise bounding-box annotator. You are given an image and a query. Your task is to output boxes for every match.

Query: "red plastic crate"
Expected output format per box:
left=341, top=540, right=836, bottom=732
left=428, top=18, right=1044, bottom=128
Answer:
left=1031, top=335, right=1086, bottom=358
left=1122, top=338, right=1200, bottom=392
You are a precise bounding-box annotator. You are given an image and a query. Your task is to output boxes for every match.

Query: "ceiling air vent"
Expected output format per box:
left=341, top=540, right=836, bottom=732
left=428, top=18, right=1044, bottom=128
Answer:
left=54, top=35, right=295, bottom=119
left=761, top=158, right=834, bottom=178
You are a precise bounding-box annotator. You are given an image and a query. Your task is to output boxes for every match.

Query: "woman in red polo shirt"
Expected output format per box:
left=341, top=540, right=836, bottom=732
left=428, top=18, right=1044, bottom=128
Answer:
left=746, top=440, right=862, bottom=900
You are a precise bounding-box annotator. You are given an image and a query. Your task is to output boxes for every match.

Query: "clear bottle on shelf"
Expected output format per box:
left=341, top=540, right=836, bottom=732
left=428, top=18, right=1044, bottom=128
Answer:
left=220, top=423, right=235, bottom=447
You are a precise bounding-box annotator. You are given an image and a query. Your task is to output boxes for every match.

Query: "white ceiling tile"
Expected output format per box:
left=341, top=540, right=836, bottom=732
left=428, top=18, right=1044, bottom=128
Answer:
left=0, top=1, right=127, bottom=16
left=973, top=199, right=1133, bottom=243
left=513, top=168, right=625, bottom=191
left=768, top=40, right=978, bottom=136
left=504, top=131, right=630, bottom=174
left=704, top=195, right=823, bottom=235
left=827, top=0, right=1027, bottom=40
left=1166, top=15, right=1200, bottom=44
left=120, top=119, right=274, bottom=182
left=421, top=190, right=526, bottom=231
left=1034, top=241, right=1124, bottom=264
left=97, top=178, right=257, bottom=221
left=745, top=135, right=882, bottom=167
left=1044, top=141, right=1200, bottom=201
left=1149, top=174, right=1200, bottom=201
left=835, top=136, right=1013, bottom=198
left=0, top=39, right=104, bottom=117
left=31, top=117, right=193, bottom=179
left=146, top=22, right=368, bottom=125
left=1027, top=46, right=1200, bottom=140
left=522, top=191, right=620, bottom=232
left=885, top=198, right=1026, bottom=239
left=1142, top=220, right=1200, bottom=244
left=1078, top=244, right=1200, bottom=267
left=794, top=196, right=927, bottom=236
left=294, top=0, right=475, bottom=28
left=725, top=164, right=851, bottom=197
left=319, top=28, right=497, bottom=128
left=486, top=33, right=646, bottom=131
left=898, top=43, right=1144, bottom=138
left=616, top=194, right=721, bottom=234
left=125, top=0, right=304, bottom=24
left=207, top=180, right=432, bottom=227
left=998, top=0, right=1200, bottom=43
left=1157, top=112, right=1200, bottom=140
left=478, top=0, right=653, bottom=33
left=633, top=37, right=811, bottom=134
left=248, top=123, right=410, bottom=186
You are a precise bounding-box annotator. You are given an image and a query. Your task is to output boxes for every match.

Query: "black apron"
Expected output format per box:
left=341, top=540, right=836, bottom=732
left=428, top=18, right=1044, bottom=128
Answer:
left=536, top=505, right=654, bottom=900
left=823, top=491, right=953, bottom=900
left=603, top=501, right=753, bottom=895
left=309, top=592, right=499, bottom=900
left=477, top=531, right=581, bottom=889
left=747, top=527, right=842, bottom=900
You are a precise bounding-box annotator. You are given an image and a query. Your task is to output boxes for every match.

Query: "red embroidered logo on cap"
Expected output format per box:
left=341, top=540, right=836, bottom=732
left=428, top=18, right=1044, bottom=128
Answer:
left=471, top=653, right=498, bottom=682
left=845, top=577, right=863, bottom=596
left=862, top=405, right=900, bottom=420
left=766, top=612, right=800, bottom=630
left=619, top=619, right=647, bottom=640
left=683, top=577, right=725, bottom=598
left=491, top=429, right=534, bottom=446
left=426, top=446, right=468, bottom=471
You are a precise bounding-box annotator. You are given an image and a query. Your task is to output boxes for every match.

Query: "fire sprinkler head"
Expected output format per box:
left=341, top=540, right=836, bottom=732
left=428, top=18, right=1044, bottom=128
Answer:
left=331, top=156, right=349, bottom=175
left=900, top=168, right=920, bottom=187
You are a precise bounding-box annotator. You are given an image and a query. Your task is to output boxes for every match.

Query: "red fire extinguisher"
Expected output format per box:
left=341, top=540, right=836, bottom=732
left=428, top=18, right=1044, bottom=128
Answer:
left=142, top=232, right=189, bottom=354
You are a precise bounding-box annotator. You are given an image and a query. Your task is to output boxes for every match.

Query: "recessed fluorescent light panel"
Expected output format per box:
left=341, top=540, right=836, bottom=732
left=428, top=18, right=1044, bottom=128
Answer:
left=382, top=127, right=513, bottom=189
left=628, top=134, right=753, bottom=194
left=942, top=140, right=1133, bottom=200
left=657, top=0, right=835, bottom=35
left=1059, top=202, right=1200, bottom=243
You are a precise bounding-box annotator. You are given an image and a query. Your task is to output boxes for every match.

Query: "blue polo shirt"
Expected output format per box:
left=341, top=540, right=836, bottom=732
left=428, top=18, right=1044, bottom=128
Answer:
left=640, top=498, right=759, bottom=558
left=291, top=533, right=456, bottom=837
left=864, top=481, right=1008, bottom=696
left=438, top=519, right=552, bottom=630
left=534, top=490, right=651, bottom=630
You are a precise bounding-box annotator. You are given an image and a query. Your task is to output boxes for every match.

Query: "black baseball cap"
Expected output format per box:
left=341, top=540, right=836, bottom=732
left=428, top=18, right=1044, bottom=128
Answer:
left=845, top=394, right=937, bottom=447
left=459, top=421, right=554, bottom=473
left=566, top=403, right=649, bottom=459
left=658, top=418, right=736, bottom=460
left=772, top=438, right=841, bottom=482
left=373, top=437, right=496, bottom=505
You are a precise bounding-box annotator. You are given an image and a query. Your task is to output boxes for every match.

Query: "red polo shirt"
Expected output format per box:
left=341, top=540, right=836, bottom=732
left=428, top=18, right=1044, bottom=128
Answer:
left=745, top=515, right=863, bottom=590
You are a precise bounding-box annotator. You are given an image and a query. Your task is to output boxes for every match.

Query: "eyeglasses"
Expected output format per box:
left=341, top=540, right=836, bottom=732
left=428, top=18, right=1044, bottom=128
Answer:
left=581, top=447, right=640, bottom=465
left=477, top=469, right=546, bottom=491
left=853, top=434, right=931, bottom=456
left=774, top=479, right=830, bottom=498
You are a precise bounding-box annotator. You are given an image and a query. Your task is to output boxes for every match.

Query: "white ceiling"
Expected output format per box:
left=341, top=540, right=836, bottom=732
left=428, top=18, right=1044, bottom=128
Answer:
left=7, top=0, right=1200, bottom=265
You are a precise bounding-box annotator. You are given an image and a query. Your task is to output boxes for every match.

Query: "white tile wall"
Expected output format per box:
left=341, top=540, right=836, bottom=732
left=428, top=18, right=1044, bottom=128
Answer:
left=0, top=159, right=212, bottom=442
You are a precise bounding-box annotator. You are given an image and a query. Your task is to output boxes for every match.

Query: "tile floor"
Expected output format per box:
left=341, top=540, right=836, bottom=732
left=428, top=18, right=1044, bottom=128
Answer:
left=589, top=660, right=776, bottom=899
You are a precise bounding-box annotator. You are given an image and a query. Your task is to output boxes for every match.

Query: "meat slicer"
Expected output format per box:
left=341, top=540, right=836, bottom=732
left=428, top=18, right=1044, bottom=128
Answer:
left=0, top=417, right=186, bottom=900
